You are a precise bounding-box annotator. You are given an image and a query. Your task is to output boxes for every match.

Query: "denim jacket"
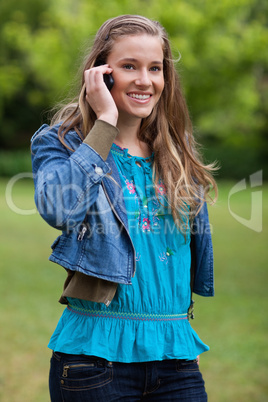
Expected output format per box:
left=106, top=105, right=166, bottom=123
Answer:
left=31, top=123, right=214, bottom=300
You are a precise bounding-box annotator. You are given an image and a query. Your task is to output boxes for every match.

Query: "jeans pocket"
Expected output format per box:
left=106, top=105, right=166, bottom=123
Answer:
left=52, top=351, right=61, bottom=361
left=60, top=356, right=113, bottom=393
left=176, top=359, right=199, bottom=372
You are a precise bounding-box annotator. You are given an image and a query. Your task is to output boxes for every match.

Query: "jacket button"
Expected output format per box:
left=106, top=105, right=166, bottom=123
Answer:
left=95, top=166, right=103, bottom=175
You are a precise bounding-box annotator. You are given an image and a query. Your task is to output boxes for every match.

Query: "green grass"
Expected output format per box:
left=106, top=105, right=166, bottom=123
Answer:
left=0, top=178, right=267, bottom=401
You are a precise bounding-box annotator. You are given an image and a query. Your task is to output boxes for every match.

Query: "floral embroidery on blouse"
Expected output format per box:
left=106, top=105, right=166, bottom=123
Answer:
left=159, top=247, right=176, bottom=264
left=166, top=247, right=175, bottom=256
left=142, top=196, right=148, bottom=208
left=142, top=218, right=151, bottom=232
left=156, top=182, right=167, bottom=196
left=135, top=252, right=141, bottom=261
left=126, top=179, right=136, bottom=194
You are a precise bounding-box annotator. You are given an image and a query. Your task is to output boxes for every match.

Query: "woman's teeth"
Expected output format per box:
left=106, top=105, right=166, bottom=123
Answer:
left=128, top=94, right=151, bottom=100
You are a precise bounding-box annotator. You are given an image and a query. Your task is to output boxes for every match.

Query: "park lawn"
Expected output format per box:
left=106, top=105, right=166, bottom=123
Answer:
left=0, top=177, right=267, bottom=401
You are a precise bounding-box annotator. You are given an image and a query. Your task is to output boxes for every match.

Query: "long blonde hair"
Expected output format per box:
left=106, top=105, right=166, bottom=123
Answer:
left=51, top=15, right=217, bottom=225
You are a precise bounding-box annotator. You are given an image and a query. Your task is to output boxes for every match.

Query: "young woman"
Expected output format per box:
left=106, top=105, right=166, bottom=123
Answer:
left=31, top=14, right=217, bottom=401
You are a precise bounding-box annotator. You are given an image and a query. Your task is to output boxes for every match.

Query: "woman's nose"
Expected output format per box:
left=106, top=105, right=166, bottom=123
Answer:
left=135, top=69, right=151, bottom=86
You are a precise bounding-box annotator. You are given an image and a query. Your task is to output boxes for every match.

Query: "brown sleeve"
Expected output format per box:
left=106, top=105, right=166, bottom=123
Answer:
left=59, top=270, right=118, bottom=307
left=83, top=119, right=119, bottom=161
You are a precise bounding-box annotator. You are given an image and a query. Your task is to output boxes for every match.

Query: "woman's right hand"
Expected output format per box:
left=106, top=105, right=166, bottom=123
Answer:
left=83, top=65, right=118, bottom=127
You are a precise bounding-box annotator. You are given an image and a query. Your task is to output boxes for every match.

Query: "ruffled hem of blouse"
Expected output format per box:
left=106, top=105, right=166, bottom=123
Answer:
left=48, top=307, right=209, bottom=363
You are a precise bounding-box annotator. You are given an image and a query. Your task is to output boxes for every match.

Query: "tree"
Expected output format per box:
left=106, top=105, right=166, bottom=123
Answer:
left=1, top=0, right=267, bottom=178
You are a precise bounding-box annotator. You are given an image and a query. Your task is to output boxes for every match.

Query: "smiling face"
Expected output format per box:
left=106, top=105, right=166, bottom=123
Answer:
left=106, top=34, right=165, bottom=127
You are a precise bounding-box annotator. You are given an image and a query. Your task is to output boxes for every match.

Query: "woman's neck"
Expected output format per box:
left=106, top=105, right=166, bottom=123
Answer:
left=115, top=118, right=151, bottom=158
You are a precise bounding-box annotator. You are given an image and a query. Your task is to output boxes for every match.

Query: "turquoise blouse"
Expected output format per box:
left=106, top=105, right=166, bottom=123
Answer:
left=48, top=143, right=209, bottom=362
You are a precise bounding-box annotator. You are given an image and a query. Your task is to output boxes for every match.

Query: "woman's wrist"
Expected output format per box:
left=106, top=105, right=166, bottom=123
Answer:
left=97, top=112, right=118, bottom=128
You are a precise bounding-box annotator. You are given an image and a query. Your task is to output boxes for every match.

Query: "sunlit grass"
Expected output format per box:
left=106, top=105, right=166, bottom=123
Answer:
left=0, top=178, right=267, bottom=401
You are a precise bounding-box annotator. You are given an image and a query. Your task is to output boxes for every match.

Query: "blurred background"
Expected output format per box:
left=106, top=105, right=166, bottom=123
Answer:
left=0, top=0, right=267, bottom=401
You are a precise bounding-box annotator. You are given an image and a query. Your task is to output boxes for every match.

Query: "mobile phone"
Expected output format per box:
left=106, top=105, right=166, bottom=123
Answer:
left=94, top=59, right=114, bottom=91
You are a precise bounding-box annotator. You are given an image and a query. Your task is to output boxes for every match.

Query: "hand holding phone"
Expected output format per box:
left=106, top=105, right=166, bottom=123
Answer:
left=83, top=61, right=118, bottom=126
left=94, top=59, right=114, bottom=91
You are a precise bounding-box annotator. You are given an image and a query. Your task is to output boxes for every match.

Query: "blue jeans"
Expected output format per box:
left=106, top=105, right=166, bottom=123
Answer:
left=49, top=351, right=207, bottom=401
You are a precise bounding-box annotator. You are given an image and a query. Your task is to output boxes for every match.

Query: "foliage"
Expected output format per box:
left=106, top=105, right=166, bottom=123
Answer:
left=0, top=150, right=32, bottom=177
left=0, top=0, right=267, bottom=177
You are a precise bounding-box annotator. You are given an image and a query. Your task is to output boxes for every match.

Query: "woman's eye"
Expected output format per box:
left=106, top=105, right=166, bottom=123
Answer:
left=150, top=66, right=161, bottom=72
left=123, top=64, right=134, bottom=70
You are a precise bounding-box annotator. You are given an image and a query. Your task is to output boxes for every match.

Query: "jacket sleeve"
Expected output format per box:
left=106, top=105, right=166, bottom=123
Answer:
left=191, top=201, right=214, bottom=297
left=31, top=120, right=118, bottom=231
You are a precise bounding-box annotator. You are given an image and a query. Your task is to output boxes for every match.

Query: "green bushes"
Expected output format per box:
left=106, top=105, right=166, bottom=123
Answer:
left=0, top=150, right=32, bottom=177
left=1, top=0, right=267, bottom=179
